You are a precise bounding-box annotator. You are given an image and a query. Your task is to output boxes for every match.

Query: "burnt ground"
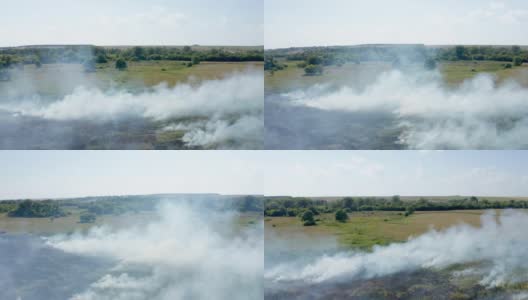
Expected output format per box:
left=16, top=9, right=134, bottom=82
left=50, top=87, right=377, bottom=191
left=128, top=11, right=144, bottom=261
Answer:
left=0, top=111, right=188, bottom=150
left=264, top=95, right=403, bottom=150
left=265, top=269, right=520, bottom=300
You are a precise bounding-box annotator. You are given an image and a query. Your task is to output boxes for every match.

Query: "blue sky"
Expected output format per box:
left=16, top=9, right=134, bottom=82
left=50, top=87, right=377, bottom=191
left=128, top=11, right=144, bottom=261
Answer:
left=0, top=0, right=263, bottom=46
left=1, top=151, right=528, bottom=199
left=265, top=0, right=528, bottom=48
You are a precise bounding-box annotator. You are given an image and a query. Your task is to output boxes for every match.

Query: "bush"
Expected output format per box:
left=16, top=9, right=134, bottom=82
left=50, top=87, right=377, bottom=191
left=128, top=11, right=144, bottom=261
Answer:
left=80, top=213, right=96, bottom=223
left=96, top=55, right=108, bottom=64
left=335, top=210, right=349, bottom=222
left=307, top=56, right=322, bottom=65
left=115, top=58, right=128, bottom=70
left=504, top=63, right=512, bottom=69
left=309, top=206, right=320, bottom=215
left=301, top=210, right=316, bottom=226
left=304, top=64, right=323, bottom=76
left=404, top=206, right=415, bottom=217
left=8, top=200, right=66, bottom=218
left=514, top=57, right=523, bottom=66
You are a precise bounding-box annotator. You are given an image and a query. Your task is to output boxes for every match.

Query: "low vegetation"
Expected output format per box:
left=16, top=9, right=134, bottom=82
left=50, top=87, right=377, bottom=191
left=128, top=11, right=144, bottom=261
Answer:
left=335, top=209, right=348, bottom=222
left=79, top=213, right=96, bottom=223
left=0, top=45, right=263, bottom=77
left=265, top=209, right=488, bottom=250
left=266, top=45, right=527, bottom=72
left=265, top=45, right=528, bottom=93
left=0, top=195, right=263, bottom=220
left=265, top=195, right=528, bottom=218
left=8, top=200, right=66, bottom=218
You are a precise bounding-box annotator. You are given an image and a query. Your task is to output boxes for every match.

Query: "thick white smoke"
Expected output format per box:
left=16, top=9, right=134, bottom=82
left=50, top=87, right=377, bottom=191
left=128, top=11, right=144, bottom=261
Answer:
left=266, top=210, right=528, bottom=287
left=0, top=71, right=263, bottom=149
left=286, top=70, right=528, bottom=149
left=163, top=114, right=263, bottom=148
left=46, top=202, right=263, bottom=300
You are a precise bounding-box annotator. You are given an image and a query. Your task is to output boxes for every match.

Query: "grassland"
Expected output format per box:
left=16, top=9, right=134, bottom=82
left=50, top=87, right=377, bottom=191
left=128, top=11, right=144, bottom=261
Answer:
left=0, top=209, right=262, bottom=236
left=265, top=210, right=499, bottom=250
left=0, top=60, right=262, bottom=98
left=0, top=209, right=157, bottom=235
left=265, top=60, right=528, bottom=95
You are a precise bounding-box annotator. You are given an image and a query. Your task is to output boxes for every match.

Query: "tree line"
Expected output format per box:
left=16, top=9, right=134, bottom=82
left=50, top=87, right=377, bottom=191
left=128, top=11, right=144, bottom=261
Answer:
left=7, top=200, right=67, bottom=218
left=265, top=196, right=528, bottom=218
left=0, top=45, right=263, bottom=70
left=437, top=45, right=527, bottom=64
left=0, top=195, right=263, bottom=220
left=265, top=45, right=527, bottom=75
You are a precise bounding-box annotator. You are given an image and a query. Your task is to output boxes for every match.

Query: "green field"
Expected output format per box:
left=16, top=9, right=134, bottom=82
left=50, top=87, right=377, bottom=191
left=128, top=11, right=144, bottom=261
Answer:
left=0, top=209, right=156, bottom=235
left=265, top=210, right=499, bottom=250
left=0, top=210, right=261, bottom=236
left=265, top=60, right=528, bottom=95
left=1, top=60, right=263, bottom=98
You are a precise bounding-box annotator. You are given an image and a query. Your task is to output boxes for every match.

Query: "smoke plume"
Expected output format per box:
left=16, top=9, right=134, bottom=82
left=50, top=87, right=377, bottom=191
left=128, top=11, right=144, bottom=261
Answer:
left=266, top=210, right=528, bottom=288
left=284, top=69, right=528, bottom=149
left=46, top=202, right=263, bottom=300
left=0, top=70, right=263, bottom=149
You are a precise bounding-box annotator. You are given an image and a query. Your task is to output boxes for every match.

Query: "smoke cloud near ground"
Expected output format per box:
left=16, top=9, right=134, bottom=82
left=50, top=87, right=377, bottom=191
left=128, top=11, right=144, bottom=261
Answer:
left=282, top=69, right=528, bottom=149
left=45, top=202, right=263, bottom=300
left=265, top=210, right=528, bottom=288
left=0, top=70, right=263, bottom=149
left=163, top=114, right=263, bottom=148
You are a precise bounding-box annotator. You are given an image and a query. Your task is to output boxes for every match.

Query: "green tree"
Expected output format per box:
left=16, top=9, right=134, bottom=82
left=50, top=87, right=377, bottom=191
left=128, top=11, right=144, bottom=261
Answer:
left=513, top=57, right=523, bottom=66
left=404, top=206, right=415, bottom=217
left=455, top=46, right=466, bottom=60
left=115, top=58, right=128, bottom=70
left=133, top=46, right=145, bottom=60
left=301, top=210, right=316, bottom=226
left=335, top=210, right=349, bottom=222
left=8, top=200, right=66, bottom=218
left=96, top=54, right=108, bottom=64
left=304, top=64, right=323, bottom=76
left=307, top=56, right=322, bottom=65
left=343, top=197, right=355, bottom=210
left=191, top=55, right=201, bottom=65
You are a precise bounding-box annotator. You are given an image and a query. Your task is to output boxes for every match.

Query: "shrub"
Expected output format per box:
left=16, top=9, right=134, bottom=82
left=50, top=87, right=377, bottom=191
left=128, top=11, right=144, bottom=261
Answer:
left=304, top=64, right=323, bottom=76
left=80, top=213, right=96, bottom=223
left=301, top=210, right=316, bottom=226
left=115, top=58, right=128, bottom=70
left=96, top=55, right=108, bottom=64
left=335, top=210, right=349, bottom=222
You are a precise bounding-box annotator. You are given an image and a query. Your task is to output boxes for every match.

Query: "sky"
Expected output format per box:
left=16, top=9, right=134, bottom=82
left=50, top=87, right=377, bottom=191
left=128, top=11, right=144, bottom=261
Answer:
left=265, top=0, right=528, bottom=49
left=2, top=151, right=528, bottom=199
left=0, top=0, right=263, bottom=47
